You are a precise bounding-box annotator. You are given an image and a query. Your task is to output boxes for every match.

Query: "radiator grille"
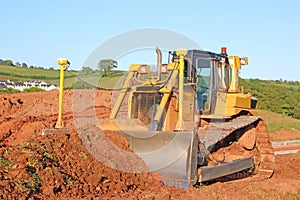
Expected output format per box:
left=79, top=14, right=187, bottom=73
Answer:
left=131, top=92, right=162, bottom=125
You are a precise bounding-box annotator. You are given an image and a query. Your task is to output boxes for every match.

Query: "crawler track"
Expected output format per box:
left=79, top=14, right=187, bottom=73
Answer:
left=198, top=116, right=275, bottom=181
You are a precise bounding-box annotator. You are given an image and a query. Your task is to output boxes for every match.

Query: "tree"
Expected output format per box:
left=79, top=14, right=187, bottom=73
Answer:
left=80, top=66, right=94, bottom=75
left=2, top=60, right=14, bottom=66
left=21, top=63, right=28, bottom=68
left=15, top=62, right=21, bottom=67
left=294, top=103, right=300, bottom=119
left=98, top=59, right=117, bottom=77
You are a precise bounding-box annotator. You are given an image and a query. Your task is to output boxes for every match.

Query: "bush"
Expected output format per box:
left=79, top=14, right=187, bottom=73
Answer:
left=0, top=88, right=20, bottom=94
left=23, top=87, right=45, bottom=92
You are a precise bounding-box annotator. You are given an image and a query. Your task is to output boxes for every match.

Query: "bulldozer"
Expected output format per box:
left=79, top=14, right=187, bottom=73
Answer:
left=99, top=47, right=275, bottom=189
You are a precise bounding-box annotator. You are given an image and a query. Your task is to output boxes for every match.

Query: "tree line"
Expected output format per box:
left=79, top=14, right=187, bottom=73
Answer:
left=0, top=58, right=57, bottom=70
left=1, top=58, right=120, bottom=75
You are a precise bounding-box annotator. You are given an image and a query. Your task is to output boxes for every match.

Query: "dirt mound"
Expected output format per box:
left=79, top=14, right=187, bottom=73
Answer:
left=0, top=90, right=299, bottom=199
left=78, top=126, right=149, bottom=173
left=0, top=130, right=185, bottom=199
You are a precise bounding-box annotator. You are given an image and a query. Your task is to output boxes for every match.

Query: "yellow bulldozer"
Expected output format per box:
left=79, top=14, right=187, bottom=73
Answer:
left=99, top=47, right=275, bottom=189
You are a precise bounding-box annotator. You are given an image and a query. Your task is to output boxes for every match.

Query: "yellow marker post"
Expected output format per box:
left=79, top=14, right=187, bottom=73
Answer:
left=55, top=59, right=70, bottom=128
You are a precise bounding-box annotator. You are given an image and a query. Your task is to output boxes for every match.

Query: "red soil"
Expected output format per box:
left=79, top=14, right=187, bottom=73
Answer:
left=0, top=90, right=299, bottom=199
left=270, top=129, right=300, bottom=141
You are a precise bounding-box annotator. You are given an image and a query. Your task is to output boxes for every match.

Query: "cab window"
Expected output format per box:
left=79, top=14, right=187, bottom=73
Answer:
left=196, top=58, right=212, bottom=110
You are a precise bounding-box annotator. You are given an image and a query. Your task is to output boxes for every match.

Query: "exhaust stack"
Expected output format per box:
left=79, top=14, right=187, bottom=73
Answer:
left=156, top=47, right=162, bottom=81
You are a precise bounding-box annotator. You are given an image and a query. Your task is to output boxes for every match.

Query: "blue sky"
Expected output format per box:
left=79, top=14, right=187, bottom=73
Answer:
left=1, top=0, right=299, bottom=80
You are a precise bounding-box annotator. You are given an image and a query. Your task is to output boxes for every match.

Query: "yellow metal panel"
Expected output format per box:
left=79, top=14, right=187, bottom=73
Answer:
left=227, top=94, right=250, bottom=109
left=201, top=91, right=259, bottom=119
left=225, top=93, right=258, bottom=117
left=176, top=49, right=188, bottom=56
left=129, top=64, right=150, bottom=74
left=182, top=91, right=194, bottom=121
left=167, top=62, right=177, bottom=71
left=214, top=92, right=227, bottom=116
left=139, top=65, right=150, bottom=74
left=129, top=64, right=141, bottom=72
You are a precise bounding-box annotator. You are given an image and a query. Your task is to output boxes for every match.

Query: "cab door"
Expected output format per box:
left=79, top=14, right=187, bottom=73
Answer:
left=196, top=58, right=217, bottom=114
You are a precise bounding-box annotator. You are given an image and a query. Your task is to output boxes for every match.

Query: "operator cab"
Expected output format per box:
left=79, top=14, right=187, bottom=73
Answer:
left=174, top=49, right=231, bottom=114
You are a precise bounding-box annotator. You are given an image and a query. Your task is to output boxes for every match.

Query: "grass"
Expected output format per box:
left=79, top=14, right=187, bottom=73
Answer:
left=0, top=88, right=20, bottom=94
left=74, top=71, right=126, bottom=89
left=80, top=152, right=88, bottom=160
left=259, top=110, right=300, bottom=133
left=283, top=192, right=299, bottom=200
left=154, top=189, right=167, bottom=199
left=267, top=122, right=300, bottom=133
left=0, top=156, right=13, bottom=173
left=209, top=188, right=218, bottom=200
left=259, top=110, right=300, bottom=123
left=246, top=186, right=270, bottom=199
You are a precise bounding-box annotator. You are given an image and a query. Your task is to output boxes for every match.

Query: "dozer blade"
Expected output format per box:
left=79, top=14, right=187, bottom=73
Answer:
left=99, top=120, right=199, bottom=189
left=127, top=130, right=199, bottom=189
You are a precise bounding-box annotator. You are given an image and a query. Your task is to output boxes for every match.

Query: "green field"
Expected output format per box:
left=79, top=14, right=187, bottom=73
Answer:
left=259, top=110, right=300, bottom=133
left=0, top=65, right=126, bottom=88
left=0, top=65, right=77, bottom=87
left=72, top=71, right=126, bottom=89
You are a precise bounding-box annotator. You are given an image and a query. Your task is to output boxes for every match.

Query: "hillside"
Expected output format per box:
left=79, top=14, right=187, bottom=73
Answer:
left=240, top=78, right=300, bottom=119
